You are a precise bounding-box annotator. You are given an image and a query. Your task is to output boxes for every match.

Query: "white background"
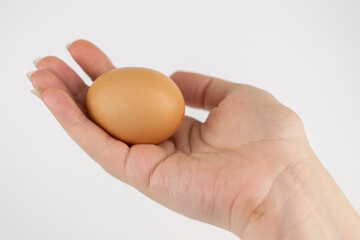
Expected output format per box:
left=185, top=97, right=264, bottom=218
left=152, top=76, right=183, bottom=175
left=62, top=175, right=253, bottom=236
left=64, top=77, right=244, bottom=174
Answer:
left=1, top=0, right=359, bottom=239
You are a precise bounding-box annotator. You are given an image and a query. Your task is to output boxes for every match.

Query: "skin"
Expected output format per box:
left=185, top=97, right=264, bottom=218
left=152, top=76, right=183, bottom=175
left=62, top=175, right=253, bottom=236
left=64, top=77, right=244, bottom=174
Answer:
left=29, top=40, right=360, bottom=239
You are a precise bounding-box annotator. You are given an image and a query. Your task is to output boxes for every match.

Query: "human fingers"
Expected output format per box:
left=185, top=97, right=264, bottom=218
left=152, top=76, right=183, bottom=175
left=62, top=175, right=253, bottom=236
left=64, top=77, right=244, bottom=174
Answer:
left=170, top=71, right=241, bottom=110
left=28, top=69, right=88, bottom=114
left=41, top=88, right=129, bottom=181
left=67, top=39, right=115, bottom=80
left=29, top=69, right=71, bottom=96
left=33, top=56, right=88, bottom=107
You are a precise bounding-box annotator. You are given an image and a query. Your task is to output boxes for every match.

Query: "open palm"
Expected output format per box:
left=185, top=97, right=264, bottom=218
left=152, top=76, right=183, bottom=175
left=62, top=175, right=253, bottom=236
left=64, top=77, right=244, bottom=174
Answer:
left=29, top=40, right=316, bottom=237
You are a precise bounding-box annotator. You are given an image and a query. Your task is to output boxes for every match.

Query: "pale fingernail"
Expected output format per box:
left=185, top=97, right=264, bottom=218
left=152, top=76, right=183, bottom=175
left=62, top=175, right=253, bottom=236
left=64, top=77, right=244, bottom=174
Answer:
left=31, top=88, right=43, bottom=99
left=66, top=43, right=72, bottom=51
left=26, top=71, right=35, bottom=81
left=33, top=57, right=42, bottom=67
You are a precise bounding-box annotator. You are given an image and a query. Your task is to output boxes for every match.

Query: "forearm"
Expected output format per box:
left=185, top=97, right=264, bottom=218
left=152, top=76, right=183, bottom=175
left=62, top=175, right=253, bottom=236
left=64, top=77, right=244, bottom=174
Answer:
left=241, top=158, right=360, bottom=240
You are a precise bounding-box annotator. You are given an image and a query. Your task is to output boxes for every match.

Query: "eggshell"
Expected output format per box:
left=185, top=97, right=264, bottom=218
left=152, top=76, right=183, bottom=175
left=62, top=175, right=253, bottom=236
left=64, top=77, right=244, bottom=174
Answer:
left=86, top=67, right=185, bottom=145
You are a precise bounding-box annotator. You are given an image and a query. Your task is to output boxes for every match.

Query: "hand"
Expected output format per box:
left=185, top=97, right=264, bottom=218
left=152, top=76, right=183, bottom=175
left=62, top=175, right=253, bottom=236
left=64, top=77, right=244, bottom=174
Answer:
left=29, top=40, right=360, bottom=239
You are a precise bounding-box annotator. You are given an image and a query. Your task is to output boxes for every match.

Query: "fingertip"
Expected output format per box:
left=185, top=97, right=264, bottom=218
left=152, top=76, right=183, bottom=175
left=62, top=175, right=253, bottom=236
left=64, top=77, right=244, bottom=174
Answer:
left=66, top=39, right=91, bottom=58
left=66, top=40, right=89, bottom=52
left=68, top=39, right=114, bottom=80
left=170, top=71, right=213, bottom=88
left=170, top=71, right=185, bottom=79
left=71, top=39, right=92, bottom=46
left=170, top=71, right=196, bottom=81
left=169, top=71, right=212, bottom=108
left=29, top=69, right=67, bottom=93
left=69, top=39, right=96, bottom=54
left=35, top=56, right=57, bottom=69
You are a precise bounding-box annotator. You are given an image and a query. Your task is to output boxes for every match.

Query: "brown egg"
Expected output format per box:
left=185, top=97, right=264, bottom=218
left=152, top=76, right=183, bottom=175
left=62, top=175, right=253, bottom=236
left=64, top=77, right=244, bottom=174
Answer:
left=86, top=67, right=185, bottom=145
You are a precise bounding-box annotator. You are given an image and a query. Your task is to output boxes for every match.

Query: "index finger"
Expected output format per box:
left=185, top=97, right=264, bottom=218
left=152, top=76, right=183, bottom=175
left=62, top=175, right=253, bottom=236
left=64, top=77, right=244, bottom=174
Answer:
left=67, top=39, right=115, bottom=81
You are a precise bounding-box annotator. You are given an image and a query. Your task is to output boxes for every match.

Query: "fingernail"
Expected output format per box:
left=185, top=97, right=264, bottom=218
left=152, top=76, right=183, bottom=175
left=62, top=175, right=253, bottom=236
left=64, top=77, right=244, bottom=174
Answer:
left=66, top=43, right=71, bottom=51
left=33, top=57, right=42, bottom=67
left=31, top=88, right=43, bottom=99
left=26, top=71, right=35, bottom=81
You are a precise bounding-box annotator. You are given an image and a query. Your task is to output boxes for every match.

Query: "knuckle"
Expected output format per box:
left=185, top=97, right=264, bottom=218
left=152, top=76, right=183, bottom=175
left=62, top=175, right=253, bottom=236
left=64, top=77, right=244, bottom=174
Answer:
left=68, top=111, right=87, bottom=130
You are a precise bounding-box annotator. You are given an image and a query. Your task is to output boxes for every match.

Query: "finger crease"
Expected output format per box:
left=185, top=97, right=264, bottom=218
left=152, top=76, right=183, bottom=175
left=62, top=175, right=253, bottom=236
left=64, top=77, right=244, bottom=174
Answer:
left=202, top=77, right=215, bottom=109
left=74, top=86, right=87, bottom=101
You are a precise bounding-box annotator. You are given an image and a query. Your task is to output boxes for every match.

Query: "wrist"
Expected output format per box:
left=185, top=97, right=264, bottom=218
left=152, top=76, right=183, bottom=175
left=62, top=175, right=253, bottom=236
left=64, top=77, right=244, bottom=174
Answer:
left=239, top=158, right=360, bottom=240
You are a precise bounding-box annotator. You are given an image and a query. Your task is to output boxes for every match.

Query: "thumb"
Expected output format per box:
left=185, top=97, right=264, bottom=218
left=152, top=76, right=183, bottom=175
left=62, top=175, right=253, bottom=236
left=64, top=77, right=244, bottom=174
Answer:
left=170, top=71, right=240, bottom=110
